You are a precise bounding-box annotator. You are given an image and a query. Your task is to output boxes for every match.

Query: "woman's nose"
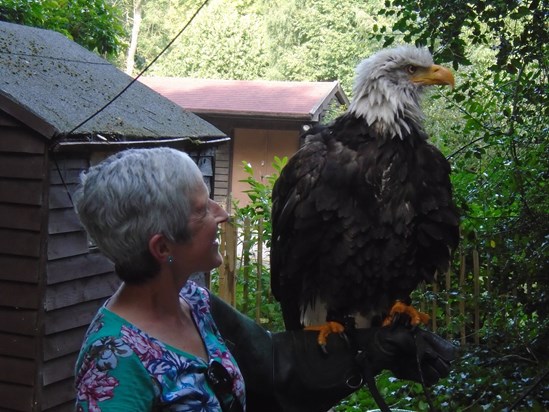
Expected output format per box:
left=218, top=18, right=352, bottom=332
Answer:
left=212, top=200, right=229, bottom=222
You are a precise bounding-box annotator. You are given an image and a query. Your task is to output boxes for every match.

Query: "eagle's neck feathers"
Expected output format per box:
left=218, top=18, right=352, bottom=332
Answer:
left=349, top=83, right=425, bottom=140
left=347, top=46, right=434, bottom=140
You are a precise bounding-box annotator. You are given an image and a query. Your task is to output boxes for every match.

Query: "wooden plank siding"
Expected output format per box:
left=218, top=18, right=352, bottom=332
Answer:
left=0, top=203, right=42, bottom=231
left=44, top=401, right=75, bottom=412
left=0, top=255, right=41, bottom=283
left=0, top=307, right=38, bottom=335
left=0, top=382, right=35, bottom=411
left=44, top=299, right=105, bottom=335
left=41, top=154, right=120, bottom=409
left=0, top=355, right=36, bottom=385
left=7, top=148, right=217, bottom=410
left=0, top=228, right=42, bottom=257
left=44, top=272, right=119, bottom=311
left=0, top=331, right=35, bottom=359
left=0, top=280, right=41, bottom=309
left=43, top=326, right=88, bottom=362
left=47, top=253, right=113, bottom=285
left=0, top=114, right=45, bottom=155
left=43, top=353, right=78, bottom=386
left=0, top=123, right=48, bottom=412
left=41, top=378, right=75, bottom=411
left=213, top=142, right=231, bottom=209
left=0, top=178, right=45, bottom=205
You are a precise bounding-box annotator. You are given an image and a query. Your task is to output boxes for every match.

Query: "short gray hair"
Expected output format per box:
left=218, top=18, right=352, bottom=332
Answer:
left=73, top=147, right=204, bottom=283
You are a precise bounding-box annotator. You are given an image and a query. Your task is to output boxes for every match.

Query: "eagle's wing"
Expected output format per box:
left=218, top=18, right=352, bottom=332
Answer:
left=271, top=125, right=365, bottom=329
left=271, top=131, right=329, bottom=329
left=271, top=120, right=460, bottom=332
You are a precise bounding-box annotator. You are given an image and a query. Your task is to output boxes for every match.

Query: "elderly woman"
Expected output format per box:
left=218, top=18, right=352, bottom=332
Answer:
left=74, top=148, right=245, bottom=411
left=74, top=147, right=455, bottom=412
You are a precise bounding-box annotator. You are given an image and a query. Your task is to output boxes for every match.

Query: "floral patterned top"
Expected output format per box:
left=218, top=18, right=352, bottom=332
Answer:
left=74, top=281, right=246, bottom=411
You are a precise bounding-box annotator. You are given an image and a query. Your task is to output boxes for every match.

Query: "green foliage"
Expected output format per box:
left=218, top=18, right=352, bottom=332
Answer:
left=140, top=0, right=268, bottom=78
left=369, top=0, right=549, bottom=410
left=124, top=0, right=392, bottom=94
left=0, top=0, right=125, bottom=57
left=261, top=0, right=377, bottom=87
left=337, top=291, right=549, bottom=411
left=211, top=157, right=288, bottom=331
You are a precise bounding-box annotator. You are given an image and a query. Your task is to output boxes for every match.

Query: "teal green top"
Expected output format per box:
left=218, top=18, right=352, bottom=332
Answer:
left=74, top=281, right=246, bottom=411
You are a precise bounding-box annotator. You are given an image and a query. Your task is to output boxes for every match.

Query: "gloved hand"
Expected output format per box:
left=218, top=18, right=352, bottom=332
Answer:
left=210, top=294, right=457, bottom=412
left=210, top=294, right=355, bottom=412
left=354, top=323, right=457, bottom=386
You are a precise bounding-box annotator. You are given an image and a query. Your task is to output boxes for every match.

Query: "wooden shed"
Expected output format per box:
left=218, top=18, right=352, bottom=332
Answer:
left=0, top=21, right=228, bottom=412
left=139, top=77, right=349, bottom=209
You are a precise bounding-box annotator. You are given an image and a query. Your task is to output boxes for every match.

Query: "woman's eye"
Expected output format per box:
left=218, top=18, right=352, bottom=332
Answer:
left=406, top=65, right=418, bottom=74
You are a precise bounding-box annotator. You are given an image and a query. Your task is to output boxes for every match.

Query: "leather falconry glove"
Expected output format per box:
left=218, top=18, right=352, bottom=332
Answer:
left=353, top=319, right=457, bottom=386
left=210, top=294, right=457, bottom=412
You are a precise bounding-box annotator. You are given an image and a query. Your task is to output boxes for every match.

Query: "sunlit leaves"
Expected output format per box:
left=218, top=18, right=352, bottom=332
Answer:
left=0, top=0, right=125, bottom=57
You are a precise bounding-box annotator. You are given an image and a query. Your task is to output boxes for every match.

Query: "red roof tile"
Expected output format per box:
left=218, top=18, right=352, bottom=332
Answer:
left=139, top=77, right=348, bottom=121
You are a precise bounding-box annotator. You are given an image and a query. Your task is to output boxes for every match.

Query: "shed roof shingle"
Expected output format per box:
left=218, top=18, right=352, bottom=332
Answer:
left=0, top=21, right=225, bottom=143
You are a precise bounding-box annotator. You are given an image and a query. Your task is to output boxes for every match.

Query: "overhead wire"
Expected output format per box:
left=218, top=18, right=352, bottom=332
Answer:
left=52, top=0, right=211, bottom=206
left=66, top=0, right=211, bottom=137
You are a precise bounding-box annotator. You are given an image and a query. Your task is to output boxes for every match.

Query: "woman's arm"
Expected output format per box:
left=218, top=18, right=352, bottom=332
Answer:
left=210, top=294, right=456, bottom=412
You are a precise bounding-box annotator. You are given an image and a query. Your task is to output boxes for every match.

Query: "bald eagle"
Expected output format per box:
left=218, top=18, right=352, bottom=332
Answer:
left=271, top=46, right=460, bottom=345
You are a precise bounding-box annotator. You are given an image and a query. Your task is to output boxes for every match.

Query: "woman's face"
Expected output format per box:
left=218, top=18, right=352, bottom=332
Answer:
left=173, top=181, right=229, bottom=275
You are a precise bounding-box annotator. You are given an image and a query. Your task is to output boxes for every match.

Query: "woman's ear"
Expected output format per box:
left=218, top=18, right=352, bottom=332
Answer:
left=149, top=234, right=172, bottom=264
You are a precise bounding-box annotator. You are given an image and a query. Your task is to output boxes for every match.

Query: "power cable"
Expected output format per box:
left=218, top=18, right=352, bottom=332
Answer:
left=66, top=0, right=211, bottom=137
left=53, top=0, right=211, bottom=206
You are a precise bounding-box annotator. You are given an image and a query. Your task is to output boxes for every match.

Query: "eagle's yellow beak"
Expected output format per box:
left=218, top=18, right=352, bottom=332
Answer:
left=412, top=64, right=455, bottom=88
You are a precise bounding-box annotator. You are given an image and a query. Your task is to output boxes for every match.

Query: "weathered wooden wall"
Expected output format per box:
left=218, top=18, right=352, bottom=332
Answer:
left=42, top=147, right=218, bottom=410
left=0, top=111, right=48, bottom=412
left=42, top=155, right=118, bottom=412
left=0, top=128, right=220, bottom=411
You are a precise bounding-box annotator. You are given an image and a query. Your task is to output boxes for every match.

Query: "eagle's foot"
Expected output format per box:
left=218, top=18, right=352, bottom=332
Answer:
left=382, top=300, right=430, bottom=327
left=305, top=321, right=346, bottom=353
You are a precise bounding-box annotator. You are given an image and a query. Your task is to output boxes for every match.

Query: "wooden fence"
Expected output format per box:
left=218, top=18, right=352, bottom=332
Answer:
left=215, top=219, right=482, bottom=345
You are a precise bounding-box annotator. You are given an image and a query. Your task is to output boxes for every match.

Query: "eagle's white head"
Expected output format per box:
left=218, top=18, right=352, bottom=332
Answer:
left=348, top=45, right=454, bottom=139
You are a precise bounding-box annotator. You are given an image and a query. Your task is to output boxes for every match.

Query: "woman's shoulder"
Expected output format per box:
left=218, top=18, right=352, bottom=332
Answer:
left=82, top=305, right=122, bottom=342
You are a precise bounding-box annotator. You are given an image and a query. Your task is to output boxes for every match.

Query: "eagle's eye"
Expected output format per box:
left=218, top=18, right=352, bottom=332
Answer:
left=406, top=65, right=418, bottom=74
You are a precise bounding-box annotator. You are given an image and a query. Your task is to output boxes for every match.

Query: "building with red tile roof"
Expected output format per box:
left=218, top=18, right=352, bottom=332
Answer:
left=140, top=77, right=349, bottom=208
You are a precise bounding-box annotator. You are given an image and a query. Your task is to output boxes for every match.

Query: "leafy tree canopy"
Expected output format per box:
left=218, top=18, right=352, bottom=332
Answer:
left=0, top=0, right=125, bottom=57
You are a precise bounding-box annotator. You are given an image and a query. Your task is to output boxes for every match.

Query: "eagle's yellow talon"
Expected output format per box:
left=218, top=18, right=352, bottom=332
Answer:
left=305, top=321, right=345, bottom=346
left=382, top=300, right=430, bottom=327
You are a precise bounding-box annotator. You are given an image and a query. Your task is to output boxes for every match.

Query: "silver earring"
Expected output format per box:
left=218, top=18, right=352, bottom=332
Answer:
left=167, top=256, right=174, bottom=264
